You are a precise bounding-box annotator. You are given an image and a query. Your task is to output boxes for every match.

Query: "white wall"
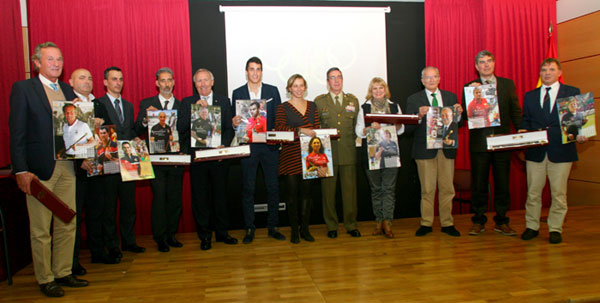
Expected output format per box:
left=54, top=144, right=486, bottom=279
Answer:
left=557, top=0, right=600, bottom=23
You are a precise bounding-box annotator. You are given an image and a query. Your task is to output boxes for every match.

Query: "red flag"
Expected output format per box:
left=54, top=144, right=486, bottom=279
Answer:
left=537, top=22, right=563, bottom=87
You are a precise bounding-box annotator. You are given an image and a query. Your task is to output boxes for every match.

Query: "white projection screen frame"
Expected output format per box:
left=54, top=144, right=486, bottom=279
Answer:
left=221, top=6, right=390, bottom=103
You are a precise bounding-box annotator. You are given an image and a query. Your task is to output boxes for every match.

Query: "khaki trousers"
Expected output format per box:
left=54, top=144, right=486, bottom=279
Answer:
left=321, top=164, right=357, bottom=231
left=416, top=151, right=455, bottom=227
left=26, top=161, right=76, bottom=284
left=525, top=156, right=572, bottom=233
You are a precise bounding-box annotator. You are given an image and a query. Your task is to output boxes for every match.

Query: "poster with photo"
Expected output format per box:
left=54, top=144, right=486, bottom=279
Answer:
left=366, top=125, right=401, bottom=170
left=557, top=92, right=596, bottom=144
left=87, top=125, right=120, bottom=177
left=52, top=101, right=96, bottom=159
left=147, top=109, right=179, bottom=153
left=235, top=99, right=267, bottom=143
left=426, top=106, right=459, bottom=150
left=191, top=104, right=221, bottom=148
left=118, top=138, right=154, bottom=181
left=300, top=135, right=334, bottom=180
left=464, top=84, right=500, bottom=129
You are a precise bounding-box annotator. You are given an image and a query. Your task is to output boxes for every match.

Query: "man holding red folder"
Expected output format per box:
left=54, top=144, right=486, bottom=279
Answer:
left=9, top=42, right=89, bottom=297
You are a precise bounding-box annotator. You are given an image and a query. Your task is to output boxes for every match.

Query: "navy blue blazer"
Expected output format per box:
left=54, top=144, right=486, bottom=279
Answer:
left=9, top=77, right=76, bottom=180
left=521, top=83, right=580, bottom=163
left=95, top=94, right=137, bottom=140
left=406, top=89, right=459, bottom=160
left=134, top=95, right=187, bottom=153
left=180, top=93, right=234, bottom=151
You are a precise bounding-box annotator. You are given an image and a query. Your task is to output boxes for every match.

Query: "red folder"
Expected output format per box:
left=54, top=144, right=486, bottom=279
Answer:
left=365, top=114, right=420, bottom=125
left=29, top=178, right=76, bottom=223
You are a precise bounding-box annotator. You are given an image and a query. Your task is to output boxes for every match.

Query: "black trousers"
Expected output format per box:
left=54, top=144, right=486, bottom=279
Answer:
left=103, top=174, right=137, bottom=248
left=84, top=175, right=110, bottom=257
left=73, top=173, right=91, bottom=264
left=190, top=160, right=230, bottom=240
left=470, top=150, right=512, bottom=225
left=150, top=165, right=184, bottom=243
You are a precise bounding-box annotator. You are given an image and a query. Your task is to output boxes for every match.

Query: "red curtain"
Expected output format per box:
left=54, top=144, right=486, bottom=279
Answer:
left=27, top=0, right=195, bottom=235
left=0, top=0, right=25, bottom=168
left=425, top=0, right=557, bottom=210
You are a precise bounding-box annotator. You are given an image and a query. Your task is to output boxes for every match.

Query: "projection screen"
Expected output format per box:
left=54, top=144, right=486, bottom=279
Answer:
left=221, top=6, right=389, bottom=102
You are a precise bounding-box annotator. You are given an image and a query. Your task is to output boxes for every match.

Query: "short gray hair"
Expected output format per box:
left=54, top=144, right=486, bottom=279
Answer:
left=420, top=66, right=439, bottom=78
left=31, top=42, right=59, bottom=71
left=156, top=67, right=174, bottom=80
left=193, top=68, right=214, bottom=82
left=474, top=50, right=495, bottom=65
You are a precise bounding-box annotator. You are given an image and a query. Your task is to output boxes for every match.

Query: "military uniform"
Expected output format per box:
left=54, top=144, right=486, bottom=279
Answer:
left=314, top=92, right=359, bottom=231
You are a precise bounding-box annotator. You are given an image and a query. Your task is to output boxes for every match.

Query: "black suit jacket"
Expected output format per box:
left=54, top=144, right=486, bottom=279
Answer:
left=95, top=94, right=136, bottom=140
left=406, top=89, right=459, bottom=160
left=9, top=77, right=76, bottom=180
left=134, top=95, right=188, bottom=153
left=461, top=76, right=522, bottom=152
left=231, top=83, right=281, bottom=151
left=180, top=93, right=234, bottom=151
left=442, top=122, right=458, bottom=148
left=521, top=84, right=580, bottom=163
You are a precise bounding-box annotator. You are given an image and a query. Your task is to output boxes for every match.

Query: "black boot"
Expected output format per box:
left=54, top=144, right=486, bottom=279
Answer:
left=288, top=196, right=300, bottom=244
left=300, top=199, right=315, bottom=242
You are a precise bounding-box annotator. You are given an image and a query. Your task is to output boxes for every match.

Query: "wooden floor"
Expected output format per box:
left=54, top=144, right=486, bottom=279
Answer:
left=1, top=206, right=600, bottom=303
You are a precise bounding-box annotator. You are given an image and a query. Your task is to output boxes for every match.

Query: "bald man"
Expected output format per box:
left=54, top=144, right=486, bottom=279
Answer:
left=70, top=68, right=120, bottom=270
left=70, top=68, right=94, bottom=102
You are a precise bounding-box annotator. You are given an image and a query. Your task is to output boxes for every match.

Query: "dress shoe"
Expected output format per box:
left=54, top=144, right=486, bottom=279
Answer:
left=290, top=232, right=300, bottom=244
left=300, top=226, right=315, bottom=242
left=441, top=225, right=461, bottom=237
left=521, top=228, right=539, bottom=240
left=216, top=234, right=238, bottom=245
left=72, top=262, right=87, bottom=276
left=109, top=247, right=123, bottom=259
left=200, top=238, right=212, bottom=250
left=243, top=229, right=255, bottom=244
left=549, top=231, right=562, bottom=244
left=91, top=253, right=120, bottom=264
left=372, top=221, right=383, bottom=236
left=494, top=223, right=517, bottom=236
left=268, top=228, right=286, bottom=240
left=469, top=223, right=485, bottom=235
left=123, top=244, right=146, bottom=253
left=327, top=230, right=338, bottom=238
left=347, top=229, right=361, bottom=237
left=157, top=241, right=170, bottom=252
left=55, top=275, right=89, bottom=288
left=167, top=237, right=183, bottom=248
left=39, top=281, right=64, bottom=297
left=415, top=226, right=433, bottom=237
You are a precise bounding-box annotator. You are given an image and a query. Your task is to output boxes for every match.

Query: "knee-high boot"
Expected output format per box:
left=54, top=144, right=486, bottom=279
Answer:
left=288, top=197, right=300, bottom=244
left=300, top=199, right=314, bottom=242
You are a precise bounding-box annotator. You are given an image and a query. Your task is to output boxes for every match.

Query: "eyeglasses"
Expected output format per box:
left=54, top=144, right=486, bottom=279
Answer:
left=422, top=75, right=439, bottom=80
left=328, top=75, right=343, bottom=80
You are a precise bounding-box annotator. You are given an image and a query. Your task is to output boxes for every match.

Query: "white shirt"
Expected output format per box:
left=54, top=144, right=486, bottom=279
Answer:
left=425, top=88, right=443, bottom=107
left=39, top=74, right=60, bottom=92
left=199, top=92, right=214, bottom=106
left=159, top=94, right=175, bottom=110
left=75, top=91, right=95, bottom=103
left=248, top=84, right=262, bottom=100
left=107, top=93, right=124, bottom=116
left=63, top=119, right=93, bottom=155
left=540, top=81, right=560, bottom=110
